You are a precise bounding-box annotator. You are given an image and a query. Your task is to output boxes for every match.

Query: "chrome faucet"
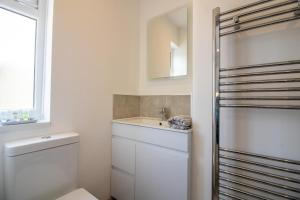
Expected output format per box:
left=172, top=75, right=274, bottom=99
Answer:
left=160, top=107, right=168, bottom=121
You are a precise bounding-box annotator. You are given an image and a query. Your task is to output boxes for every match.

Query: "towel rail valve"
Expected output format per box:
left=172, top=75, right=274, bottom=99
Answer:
left=233, top=15, right=240, bottom=30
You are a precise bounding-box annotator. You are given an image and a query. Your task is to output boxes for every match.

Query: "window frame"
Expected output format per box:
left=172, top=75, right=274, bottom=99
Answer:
left=0, top=0, right=52, bottom=123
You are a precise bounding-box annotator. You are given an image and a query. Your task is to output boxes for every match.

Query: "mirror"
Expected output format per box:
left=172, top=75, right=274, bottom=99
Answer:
left=147, top=7, right=188, bottom=79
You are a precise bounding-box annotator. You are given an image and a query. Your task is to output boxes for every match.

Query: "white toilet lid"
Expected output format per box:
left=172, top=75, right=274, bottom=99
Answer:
left=57, top=188, right=98, bottom=200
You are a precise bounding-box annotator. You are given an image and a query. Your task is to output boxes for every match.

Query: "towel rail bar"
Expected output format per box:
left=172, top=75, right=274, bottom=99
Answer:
left=220, top=60, right=300, bottom=72
left=220, top=162, right=300, bottom=184
left=221, top=15, right=300, bottom=36
left=220, top=78, right=300, bottom=86
left=219, top=191, right=246, bottom=200
left=220, top=169, right=300, bottom=193
left=220, top=177, right=298, bottom=199
left=220, top=148, right=300, bottom=165
left=220, top=0, right=297, bottom=21
left=220, top=104, right=300, bottom=109
left=221, top=7, right=300, bottom=30
left=220, top=184, right=272, bottom=200
left=220, top=0, right=273, bottom=16
left=220, top=96, right=300, bottom=100
left=220, top=69, right=300, bottom=79
left=220, top=87, right=300, bottom=93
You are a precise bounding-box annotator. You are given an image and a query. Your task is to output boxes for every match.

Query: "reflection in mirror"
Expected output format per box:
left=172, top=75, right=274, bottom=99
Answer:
left=148, top=7, right=188, bottom=79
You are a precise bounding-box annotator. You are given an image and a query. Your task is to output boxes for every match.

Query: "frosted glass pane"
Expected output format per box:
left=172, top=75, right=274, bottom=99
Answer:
left=0, top=8, right=36, bottom=110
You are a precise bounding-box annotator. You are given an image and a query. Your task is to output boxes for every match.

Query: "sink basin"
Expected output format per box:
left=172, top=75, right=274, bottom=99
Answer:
left=124, top=117, right=168, bottom=127
left=113, top=117, right=169, bottom=128
left=112, top=117, right=192, bottom=133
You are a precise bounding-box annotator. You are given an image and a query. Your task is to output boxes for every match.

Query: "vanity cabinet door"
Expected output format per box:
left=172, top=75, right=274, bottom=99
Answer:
left=135, top=143, right=189, bottom=200
left=111, top=169, right=135, bottom=200
left=112, top=137, right=135, bottom=174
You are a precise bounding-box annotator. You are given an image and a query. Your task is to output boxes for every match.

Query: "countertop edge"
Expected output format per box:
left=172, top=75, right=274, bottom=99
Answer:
left=112, top=118, right=192, bottom=134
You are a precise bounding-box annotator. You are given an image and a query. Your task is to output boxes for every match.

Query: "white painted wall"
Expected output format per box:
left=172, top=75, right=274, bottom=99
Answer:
left=138, top=0, right=193, bottom=95
left=0, top=0, right=140, bottom=199
left=192, top=1, right=300, bottom=200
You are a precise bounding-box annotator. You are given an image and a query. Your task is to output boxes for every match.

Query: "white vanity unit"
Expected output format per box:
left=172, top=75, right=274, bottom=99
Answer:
left=111, top=117, right=191, bottom=200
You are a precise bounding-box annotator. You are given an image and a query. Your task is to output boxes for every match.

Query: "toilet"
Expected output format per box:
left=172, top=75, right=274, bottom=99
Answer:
left=4, top=132, right=98, bottom=200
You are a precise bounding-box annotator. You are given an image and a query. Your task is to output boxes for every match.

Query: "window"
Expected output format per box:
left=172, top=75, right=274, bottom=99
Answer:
left=0, top=0, right=52, bottom=125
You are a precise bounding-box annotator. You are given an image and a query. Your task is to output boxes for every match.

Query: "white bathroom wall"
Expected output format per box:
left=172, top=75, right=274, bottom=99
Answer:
left=138, top=0, right=193, bottom=95
left=192, top=0, right=300, bottom=200
left=0, top=0, right=140, bottom=199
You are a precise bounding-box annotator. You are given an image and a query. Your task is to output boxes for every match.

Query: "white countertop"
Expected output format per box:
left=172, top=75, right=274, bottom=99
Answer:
left=112, top=117, right=192, bottom=134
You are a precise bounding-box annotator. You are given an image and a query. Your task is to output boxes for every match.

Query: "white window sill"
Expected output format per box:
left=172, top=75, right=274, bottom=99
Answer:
left=0, top=120, right=51, bottom=133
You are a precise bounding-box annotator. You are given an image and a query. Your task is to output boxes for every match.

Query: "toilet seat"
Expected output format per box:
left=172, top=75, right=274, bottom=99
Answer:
left=57, top=188, right=98, bottom=200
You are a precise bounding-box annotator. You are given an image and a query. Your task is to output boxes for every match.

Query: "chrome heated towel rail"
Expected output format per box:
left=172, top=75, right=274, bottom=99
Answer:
left=212, top=0, right=300, bottom=199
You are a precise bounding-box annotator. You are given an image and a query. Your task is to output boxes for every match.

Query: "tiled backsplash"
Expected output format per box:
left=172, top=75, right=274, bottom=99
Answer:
left=113, top=95, right=191, bottom=119
left=113, top=95, right=140, bottom=119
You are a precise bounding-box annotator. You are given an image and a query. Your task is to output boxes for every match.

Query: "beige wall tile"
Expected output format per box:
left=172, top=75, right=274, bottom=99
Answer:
left=165, top=95, right=191, bottom=117
left=113, top=95, right=191, bottom=119
left=140, top=96, right=165, bottom=118
left=140, top=95, right=191, bottom=118
left=113, top=95, right=140, bottom=119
